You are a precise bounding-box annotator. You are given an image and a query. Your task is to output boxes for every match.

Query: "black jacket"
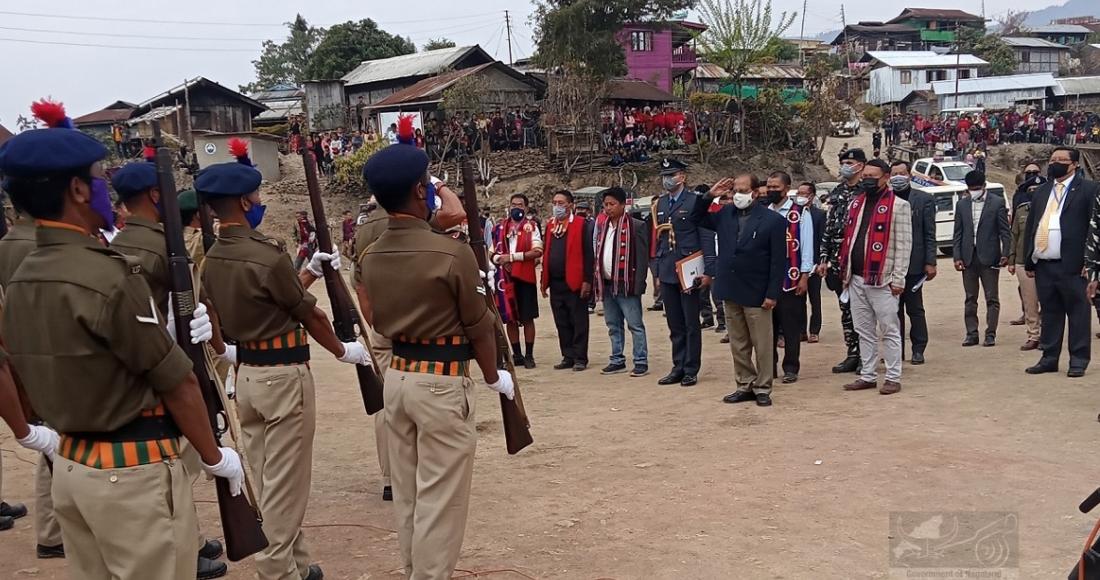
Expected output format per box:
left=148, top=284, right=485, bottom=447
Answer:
left=653, top=188, right=716, bottom=284
left=691, top=199, right=786, bottom=307
left=808, top=205, right=826, bottom=266
left=953, top=193, right=1011, bottom=268
left=1025, top=173, right=1100, bottom=275
left=900, top=188, right=937, bottom=275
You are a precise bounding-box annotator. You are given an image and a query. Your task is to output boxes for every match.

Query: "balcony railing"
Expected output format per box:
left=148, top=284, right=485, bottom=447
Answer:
left=672, top=47, right=697, bottom=65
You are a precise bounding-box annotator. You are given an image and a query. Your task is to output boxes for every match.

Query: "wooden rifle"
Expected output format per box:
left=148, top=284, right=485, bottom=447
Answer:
left=151, top=121, right=269, bottom=561
left=300, top=147, right=385, bottom=415
left=198, top=202, right=216, bottom=253
left=458, top=157, right=533, bottom=455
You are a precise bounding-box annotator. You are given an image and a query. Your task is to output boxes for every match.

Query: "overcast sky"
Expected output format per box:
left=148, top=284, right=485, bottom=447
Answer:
left=0, top=0, right=1066, bottom=128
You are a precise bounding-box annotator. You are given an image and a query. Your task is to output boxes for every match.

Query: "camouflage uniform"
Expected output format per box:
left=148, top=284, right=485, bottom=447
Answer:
left=820, top=181, right=861, bottom=359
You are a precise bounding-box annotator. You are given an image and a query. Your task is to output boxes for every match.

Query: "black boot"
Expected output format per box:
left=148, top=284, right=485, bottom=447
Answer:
left=524, top=342, right=536, bottom=369
left=196, top=556, right=228, bottom=580
left=37, top=544, right=65, bottom=559
left=0, top=502, right=27, bottom=520
left=831, top=356, right=860, bottom=374
left=199, top=539, right=223, bottom=560
left=303, top=564, right=325, bottom=580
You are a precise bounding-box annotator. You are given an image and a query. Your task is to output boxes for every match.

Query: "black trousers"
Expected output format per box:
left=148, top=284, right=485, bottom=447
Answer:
left=827, top=273, right=860, bottom=358
left=1034, top=261, right=1092, bottom=369
left=807, top=274, right=823, bottom=335
left=549, top=282, right=590, bottom=364
left=660, top=282, right=702, bottom=376
left=900, top=273, right=929, bottom=355
left=773, top=291, right=806, bottom=375
left=699, top=286, right=725, bottom=326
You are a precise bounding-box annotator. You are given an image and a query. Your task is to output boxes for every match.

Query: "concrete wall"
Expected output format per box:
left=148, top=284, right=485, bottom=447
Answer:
left=193, top=133, right=281, bottom=182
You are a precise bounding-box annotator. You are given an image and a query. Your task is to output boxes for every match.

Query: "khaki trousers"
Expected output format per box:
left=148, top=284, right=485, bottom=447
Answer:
left=1016, top=266, right=1041, bottom=342
left=385, top=368, right=477, bottom=580
left=51, top=455, right=198, bottom=580
left=35, top=456, right=63, bottom=547
left=368, top=325, right=393, bottom=487
left=237, top=363, right=316, bottom=580
left=723, top=301, right=775, bottom=394
left=179, top=440, right=208, bottom=548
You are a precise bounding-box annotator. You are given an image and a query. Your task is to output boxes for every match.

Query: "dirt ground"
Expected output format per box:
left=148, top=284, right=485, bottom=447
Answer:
left=2, top=263, right=1100, bottom=579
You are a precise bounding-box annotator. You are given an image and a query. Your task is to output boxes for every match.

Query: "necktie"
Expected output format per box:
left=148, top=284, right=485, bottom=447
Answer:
left=1035, top=182, right=1064, bottom=253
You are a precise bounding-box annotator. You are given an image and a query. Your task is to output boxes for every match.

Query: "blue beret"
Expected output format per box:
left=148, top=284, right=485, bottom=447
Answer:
left=0, top=128, right=107, bottom=178
left=363, top=144, right=428, bottom=196
left=194, top=162, right=262, bottom=197
left=111, top=162, right=158, bottom=199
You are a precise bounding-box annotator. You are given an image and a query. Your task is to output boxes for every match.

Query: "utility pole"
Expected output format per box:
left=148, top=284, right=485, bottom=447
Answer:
left=841, top=5, right=851, bottom=101
left=799, top=0, right=807, bottom=64
left=954, top=24, right=962, bottom=109
left=504, top=10, right=514, bottom=65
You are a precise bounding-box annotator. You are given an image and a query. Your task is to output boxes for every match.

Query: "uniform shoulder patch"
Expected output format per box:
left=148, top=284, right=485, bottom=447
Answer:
left=91, top=246, right=144, bottom=275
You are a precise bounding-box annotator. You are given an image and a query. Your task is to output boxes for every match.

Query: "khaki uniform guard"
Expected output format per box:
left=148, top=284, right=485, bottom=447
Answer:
left=0, top=217, right=62, bottom=554
left=358, top=144, right=513, bottom=580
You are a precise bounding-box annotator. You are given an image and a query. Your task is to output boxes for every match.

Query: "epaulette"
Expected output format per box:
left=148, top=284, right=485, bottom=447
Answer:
left=260, top=236, right=286, bottom=253
left=88, top=246, right=144, bottom=275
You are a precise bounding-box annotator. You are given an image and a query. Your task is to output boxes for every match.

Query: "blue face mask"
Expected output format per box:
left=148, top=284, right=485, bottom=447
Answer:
left=88, top=177, right=115, bottom=231
left=510, top=208, right=525, bottom=222
left=425, top=182, right=437, bottom=222
left=244, top=202, right=266, bottom=228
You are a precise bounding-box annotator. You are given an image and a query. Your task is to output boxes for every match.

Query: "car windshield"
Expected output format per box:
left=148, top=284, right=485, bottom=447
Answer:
left=941, top=165, right=971, bottom=181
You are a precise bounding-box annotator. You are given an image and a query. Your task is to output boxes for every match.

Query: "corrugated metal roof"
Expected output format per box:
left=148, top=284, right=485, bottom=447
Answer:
left=607, top=79, right=680, bottom=103
left=254, top=99, right=302, bottom=121
left=930, top=73, right=1058, bottom=95
left=127, top=105, right=181, bottom=126
left=137, top=77, right=266, bottom=114
left=1057, top=76, right=1100, bottom=96
left=341, top=46, right=490, bottom=87
left=745, top=64, right=804, bottom=80
left=73, top=106, right=134, bottom=126
left=867, top=51, right=988, bottom=68
left=887, top=8, right=985, bottom=23
left=251, top=83, right=304, bottom=102
left=369, top=63, right=496, bottom=108
left=1001, top=37, right=1070, bottom=49
left=693, top=63, right=729, bottom=79
left=1027, top=24, right=1092, bottom=34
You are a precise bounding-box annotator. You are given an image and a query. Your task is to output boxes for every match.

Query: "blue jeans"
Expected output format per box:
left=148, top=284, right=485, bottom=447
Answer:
left=603, top=293, right=648, bottom=366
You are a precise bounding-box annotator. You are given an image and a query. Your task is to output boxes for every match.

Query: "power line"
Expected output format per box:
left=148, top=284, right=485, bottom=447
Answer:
left=0, top=9, right=501, bottom=28
left=0, top=37, right=257, bottom=52
left=0, top=24, right=269, bottom=42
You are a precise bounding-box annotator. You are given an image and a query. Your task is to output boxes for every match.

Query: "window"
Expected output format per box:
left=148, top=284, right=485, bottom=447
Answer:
left=925, top=69, right=947, bottom=82
left=630, top=31, right=653, bottom=52
left=900, top=70, right=913, bottom=84
left=914, top=161, right=928, bottom=175
left=1020, top=50, right=1030, bottom=63
left=958, top=69, right=972, bottom=79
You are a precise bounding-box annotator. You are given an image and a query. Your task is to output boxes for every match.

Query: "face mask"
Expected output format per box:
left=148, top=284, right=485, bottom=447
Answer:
left=510, top=208, right=525, bottom=222
left=839, top=164, right=858, bottom=179
left=766, top=190, right=784, bottom=205
left=861, top=178, right=881, bottom=194
left=889, top=175, right=910, bottom=191
left=969, top=188, right=985, bottom=200
left=244, top=201, right=267, bottom=228
left=424, top=182, right=437, bottom=223
left=732, top=192, right=753, bottom=209
left=795, top=196, right=810, bottom=206
left=1047, top=162, right=1070, bottom=180
left=662, top=176, right=680, bottom=192
left=88, top=177, right=115, bottom=231
left=1024, top=171, right=1039, bottom=180
left=552, top=205, right=569, bottom=220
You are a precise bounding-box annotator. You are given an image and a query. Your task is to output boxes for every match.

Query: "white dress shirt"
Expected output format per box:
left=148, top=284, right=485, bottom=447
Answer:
left=1032, top=173, right=1075, bottom=261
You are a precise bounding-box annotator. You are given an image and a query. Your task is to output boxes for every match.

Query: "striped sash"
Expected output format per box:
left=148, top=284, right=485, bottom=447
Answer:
left=60, top=406, right=180, bottom=469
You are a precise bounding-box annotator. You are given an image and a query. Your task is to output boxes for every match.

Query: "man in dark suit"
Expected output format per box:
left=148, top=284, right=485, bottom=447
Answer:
left=953, top=170, right=1011, bottom=347
left=1024, top=147, right=1098, bottom=377
left=652, top=158, right=716, bottom=387
left=797, top=182, right=826, bottom=343
left=691, top=174, right=786, bottom=407
left=890, top=161, right=938, bottom=364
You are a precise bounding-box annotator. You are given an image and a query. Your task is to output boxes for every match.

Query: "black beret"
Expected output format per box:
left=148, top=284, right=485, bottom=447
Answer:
left=964, top=170, right=986, bottom=188
left=364, top=144, right=428, bottom=196
left=110, top=162, right=158, bottom=199
left=839, top=148, right=867, bottom=163
left=0, top=128, right=107, bottom=177
left=659, top=157, right=688, bottom=175
left=195, top=162, right=262, bottom=197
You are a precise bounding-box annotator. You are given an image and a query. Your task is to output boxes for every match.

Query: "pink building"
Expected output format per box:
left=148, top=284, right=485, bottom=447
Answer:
left=618, top=21, right=707, bottom=93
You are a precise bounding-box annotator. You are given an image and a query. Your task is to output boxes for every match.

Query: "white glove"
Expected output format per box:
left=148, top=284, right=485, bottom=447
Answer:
left=17, top=425, right=60, bottom=460
left=487, top=370, right=515, bottom=401
left=218, top=344, right=238, bottom=365
left=338, top=341, right=371, bottom=366
left=189, top=302, right=213, bottom=344
left=306, top=251, right=341, bottom=277
left=203, top=447, right=244, bottom=497
left=308, top=231, right=317, bottom=243
left=225, top=368, right=237, bottom=399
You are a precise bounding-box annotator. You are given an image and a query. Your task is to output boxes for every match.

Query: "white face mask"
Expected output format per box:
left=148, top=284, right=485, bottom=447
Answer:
left=795, top=196, right=810, bottom=206
left=732, top=192, right=754, bottom=209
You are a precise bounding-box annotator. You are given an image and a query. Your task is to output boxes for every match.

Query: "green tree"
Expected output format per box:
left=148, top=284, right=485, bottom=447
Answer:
left=305, top=19, right=415, bottom=80
left=422, top=38, right=457, bottom=51
left=240, top=15, right=324, bottom=94
left=958, top=28, right=1017, bottom=76
left=697, top=0, right=796, bottom=149
left=759, top=36, right=798, bottom=63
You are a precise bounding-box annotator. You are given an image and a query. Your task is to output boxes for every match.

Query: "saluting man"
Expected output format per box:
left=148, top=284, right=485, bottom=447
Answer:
left=358, top=144, right=515, bottom=580
left=0, top=98, right=245, bottom=580
left=198, top=145, right=370, bottom=580
left=0, top=195, right=62, bottom=557
left=651, top=158, right=715, bottom=387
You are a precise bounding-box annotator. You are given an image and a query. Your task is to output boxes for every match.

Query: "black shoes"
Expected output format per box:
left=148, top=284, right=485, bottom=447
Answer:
left=573, top=362, right=587, bottom=372
left=0, top=502, right=27, bottom=520
left=601, top=363, right=627, bottom=375
left=553, top=359, right=575, bottom=370
left=962, top=336, right=979, bottom=347
left=303, top=564, right=325, bottom=580
left=720, top=334, right=730, bottom=344
left=0, top=516, right=12, bottom=531
left=382, top=485, right=393, bottom=501
left=1068, top=368, right=1087, bottom=378
left=681, top=375, right=698, bottom=387
left=701, top=320, right=715, bottom=330
left=781, top=373, right=798, bottom=384
left=911, top=352, right=925, bottom=365
left=723, top=391, right=756, bottom=404
left=524, top=357, right=536, bottom=369
left=1025, top=362, right=1059, bottom=375
left=197, top=556, right=228, bottom=580
left=199, top=539, right=223, bottom=560
left=756, top=393, right=773, bottom=406
left=630, top=365, right=649, bottom=377
left=512, top=353, right=526, bottom=367
left=983, top=335, right=996, bottom=347
left=831, top=356, right=859, bottom=374
left=715, top=324, right=726, bottom=333
left=647, top=303, right=663, bottom=311
left=36, top=544, right=65, bottom=559
left=657, top=373, right=683, bottom=385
